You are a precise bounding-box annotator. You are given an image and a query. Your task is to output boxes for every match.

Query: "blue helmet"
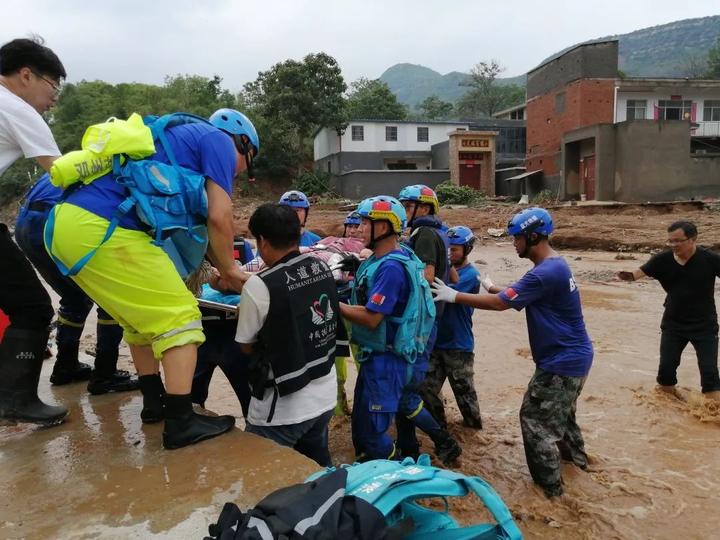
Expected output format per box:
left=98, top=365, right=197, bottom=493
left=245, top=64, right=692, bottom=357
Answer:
left=279, top=190, right=310, bottom=209
left=209, top=108, right=260, bottom=155
left=447, top=226, right=476, bottom=250
left=344, top=211, right=361, bottom=226
left=507, top=207, right=554, bottom=236
left=356, top=196, right=407, bottom=234
left=398, top=184, right=440, bottom=215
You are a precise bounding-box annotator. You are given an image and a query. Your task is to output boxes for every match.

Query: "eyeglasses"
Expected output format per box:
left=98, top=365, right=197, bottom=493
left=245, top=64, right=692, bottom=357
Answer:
left=31, top=70, right=62, bottom=94
left=666, top=237, right=690, bottom=245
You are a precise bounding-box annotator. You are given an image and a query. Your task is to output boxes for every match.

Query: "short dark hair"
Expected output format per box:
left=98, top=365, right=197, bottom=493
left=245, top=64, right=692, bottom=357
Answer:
left=668, top=220, right=697, bottom=239
left=248, top=203, right=301, bottom=249
left=0, top=37, right=66, bottom=79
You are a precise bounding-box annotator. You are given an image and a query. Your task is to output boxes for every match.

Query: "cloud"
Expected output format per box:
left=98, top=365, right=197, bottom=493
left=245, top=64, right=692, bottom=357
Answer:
left=3, top=0, right=718, bottom=91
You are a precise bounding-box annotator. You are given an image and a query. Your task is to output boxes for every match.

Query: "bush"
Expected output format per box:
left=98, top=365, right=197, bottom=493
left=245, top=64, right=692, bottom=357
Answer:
left=292, top=169, right=334, bottom=197
left=434, top=181, right=484, bottom=205
left=530, top=189, right=556, bottom=206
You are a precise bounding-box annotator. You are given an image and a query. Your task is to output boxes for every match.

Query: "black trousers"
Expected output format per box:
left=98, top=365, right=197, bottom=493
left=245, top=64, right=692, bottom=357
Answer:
left=657, top=331, right=720, bottom=393
left=0, top=223, right=53, bottom=331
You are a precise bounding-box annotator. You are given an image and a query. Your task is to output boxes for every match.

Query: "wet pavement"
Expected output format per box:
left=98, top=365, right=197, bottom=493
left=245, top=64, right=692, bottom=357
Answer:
left=0, top=361, right=319, bottom=539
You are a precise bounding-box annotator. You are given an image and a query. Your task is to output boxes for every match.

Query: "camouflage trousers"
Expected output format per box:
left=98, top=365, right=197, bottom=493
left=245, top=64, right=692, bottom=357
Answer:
left=421, top=349, right=482, bottom=429
left=520, top=368, right=588, bottom=497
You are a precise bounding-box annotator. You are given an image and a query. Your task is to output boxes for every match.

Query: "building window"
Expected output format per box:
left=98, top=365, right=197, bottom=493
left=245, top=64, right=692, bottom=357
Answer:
left=626, top=99, right=647, bottom=120
left=386, top=126, right=398, bottom=141
left=658, top=100, right=692, bottom=121
left=417, top=126, right=429, bottom=142
left=351, top=125, right=364, bottom=141
left=703, top=100, right=720, bottom=122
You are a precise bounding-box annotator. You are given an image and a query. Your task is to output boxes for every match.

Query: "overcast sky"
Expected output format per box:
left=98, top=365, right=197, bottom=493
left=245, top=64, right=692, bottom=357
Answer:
left=3, top=1, right=718, bottom=91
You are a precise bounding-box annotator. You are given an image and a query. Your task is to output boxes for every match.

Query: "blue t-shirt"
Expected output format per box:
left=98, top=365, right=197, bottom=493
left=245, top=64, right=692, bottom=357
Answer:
left=300, top=230, right=321, bottom=247
left=64, top=123, right=236, bottom=231
left=436, top=264, right=480, bottom=351
left=498, top=257, right=593, bottom=377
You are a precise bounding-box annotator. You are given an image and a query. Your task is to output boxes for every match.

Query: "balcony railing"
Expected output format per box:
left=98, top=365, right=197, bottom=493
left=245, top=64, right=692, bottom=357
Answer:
left=692, top=122, right=720, bottom=137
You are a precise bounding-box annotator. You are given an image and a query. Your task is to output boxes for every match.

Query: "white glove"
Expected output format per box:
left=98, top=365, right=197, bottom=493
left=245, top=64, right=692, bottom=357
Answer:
left=431, top=277, right=458, bottom=303
left=479, top=275, right=494, bottom=291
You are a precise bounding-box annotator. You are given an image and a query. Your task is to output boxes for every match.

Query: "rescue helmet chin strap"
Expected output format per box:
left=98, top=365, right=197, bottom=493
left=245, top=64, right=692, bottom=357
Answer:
left=368, top=220, right=396, bottom=250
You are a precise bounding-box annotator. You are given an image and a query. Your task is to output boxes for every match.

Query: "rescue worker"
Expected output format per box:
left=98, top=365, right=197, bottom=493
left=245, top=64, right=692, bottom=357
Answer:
left=339, top=196, right=412, bottom=461
left=278, top=190, right=321, bottom=246
left=235, top=203, right=338, bottom=466
left=343, top=211, right=362, bottom=239
left=396, top=184, right=460, bottom=463
left=46, top=108, right=259, bottom=449
left=0, top=37, right=67, bottom=425
left=431, top=207, right=593, bottom=497
left=15, top=173, right=139, bottom=394
left=422, top=226, right=483, bottom=429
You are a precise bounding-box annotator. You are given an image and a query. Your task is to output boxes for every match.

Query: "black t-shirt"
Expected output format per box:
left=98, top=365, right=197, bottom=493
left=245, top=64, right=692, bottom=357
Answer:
left=641, top=247, right=720, bottom=335
left=410, top=226, right=448, bottom=280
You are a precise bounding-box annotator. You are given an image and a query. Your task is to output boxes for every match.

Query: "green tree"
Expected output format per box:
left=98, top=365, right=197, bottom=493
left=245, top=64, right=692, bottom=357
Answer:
left=417, top=95, right=454, bottom=120
left=345, top=78, right=407, bottom=120
left=242, top=52, right=347, bottom=178
left=705, top=37, right=720, bottom=78
left=456, top=60, right=525, bottom=118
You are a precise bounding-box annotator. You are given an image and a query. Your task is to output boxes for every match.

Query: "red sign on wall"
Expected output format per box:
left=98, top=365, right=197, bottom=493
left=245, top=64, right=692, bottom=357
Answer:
left=461, top=139, right=489, bottom=148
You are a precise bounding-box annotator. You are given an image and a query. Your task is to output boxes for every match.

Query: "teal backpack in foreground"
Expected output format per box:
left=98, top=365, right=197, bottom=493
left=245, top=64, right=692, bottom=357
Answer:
left=306, top=455, right=523, bottom=540
left=350, top=247, right=436, bottom=364
left=46, top=112, right=211, bottom=279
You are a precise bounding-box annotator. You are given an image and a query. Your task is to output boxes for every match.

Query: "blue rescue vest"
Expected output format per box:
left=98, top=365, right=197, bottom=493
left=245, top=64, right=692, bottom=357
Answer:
left=350, top=246, right=436, bottom=364
left=45, top=113, right=212, bottom=279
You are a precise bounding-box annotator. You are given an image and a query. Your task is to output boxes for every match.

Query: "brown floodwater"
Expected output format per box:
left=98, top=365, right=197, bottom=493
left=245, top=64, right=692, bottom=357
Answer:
left=2, top=244, right=719, bottom=539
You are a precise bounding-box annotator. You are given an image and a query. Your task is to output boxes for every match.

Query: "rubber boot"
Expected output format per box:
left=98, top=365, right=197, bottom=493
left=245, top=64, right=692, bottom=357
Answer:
left=411, top=408, right=462, bottom=465
left=50, top=342, right=92, bottom=385
left=138, top=374, right=165, bottom=424
left=0, top=327, right=68, bottom=425
left=87, top=350, right=139, bottom=395
left=162, top=393, right=235, bottom=450
left=87, top=320, right=138, bottom=395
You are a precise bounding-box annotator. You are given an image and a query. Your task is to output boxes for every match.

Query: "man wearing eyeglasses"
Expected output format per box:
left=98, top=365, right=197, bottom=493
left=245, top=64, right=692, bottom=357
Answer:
left=0, top=37, right=68, bottom=426
left=618, top=220, right=720, bottom=400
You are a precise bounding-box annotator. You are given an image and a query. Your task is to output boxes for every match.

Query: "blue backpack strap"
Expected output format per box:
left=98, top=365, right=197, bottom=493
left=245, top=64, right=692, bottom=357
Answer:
left=44, top=197, right=135, bottom=277
left=147, top=113, right=211, bottom=168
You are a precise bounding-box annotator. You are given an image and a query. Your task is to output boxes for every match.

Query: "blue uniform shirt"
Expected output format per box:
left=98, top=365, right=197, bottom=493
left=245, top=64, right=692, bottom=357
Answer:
left=300, top=230, right=321, bottom=247
left=64, top=123, right=236, bottom=231
left=436, top=264, right=480, bottom=352
left=498, top=257, right=593, bottom=377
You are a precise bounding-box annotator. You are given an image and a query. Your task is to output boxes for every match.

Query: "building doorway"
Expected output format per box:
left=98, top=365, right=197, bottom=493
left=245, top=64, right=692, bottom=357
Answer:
left=581, top=155, right=596, bottom=200
left=460, top=164, right=481, bottom=189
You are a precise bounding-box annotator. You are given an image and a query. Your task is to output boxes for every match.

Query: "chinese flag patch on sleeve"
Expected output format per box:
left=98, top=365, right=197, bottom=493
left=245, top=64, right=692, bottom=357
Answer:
left=505, top=287, right=519, bottom=300
left=370, top=293, right=386, bottom=305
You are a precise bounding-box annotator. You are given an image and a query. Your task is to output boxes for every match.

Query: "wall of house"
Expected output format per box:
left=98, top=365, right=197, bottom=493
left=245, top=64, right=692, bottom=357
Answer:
left=330, top=170, right=450, bottom=199
left=614, top=120, right=720, bottom=201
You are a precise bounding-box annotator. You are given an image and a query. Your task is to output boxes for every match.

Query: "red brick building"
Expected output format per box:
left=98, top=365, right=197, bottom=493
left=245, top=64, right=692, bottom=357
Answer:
left=524, top=41, right=619, bottom=193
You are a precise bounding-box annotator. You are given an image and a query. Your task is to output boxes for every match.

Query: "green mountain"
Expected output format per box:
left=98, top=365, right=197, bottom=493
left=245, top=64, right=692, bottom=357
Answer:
left=380, top=15, right=720, bottom=108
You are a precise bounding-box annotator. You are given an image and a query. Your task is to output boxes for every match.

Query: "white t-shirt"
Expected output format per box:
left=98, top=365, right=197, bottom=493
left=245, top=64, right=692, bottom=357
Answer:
left=235, top=274, right=337, bottom=427
left=0, top=84, right=60, bottom=177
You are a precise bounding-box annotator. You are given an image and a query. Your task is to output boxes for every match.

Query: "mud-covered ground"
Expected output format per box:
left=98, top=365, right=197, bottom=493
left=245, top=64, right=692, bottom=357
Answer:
left=2, top=198, right=720, bottom=538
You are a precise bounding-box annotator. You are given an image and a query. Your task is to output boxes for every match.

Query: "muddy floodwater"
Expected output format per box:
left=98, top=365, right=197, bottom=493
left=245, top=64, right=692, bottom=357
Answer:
left=2, top=244, right=720, bottom=539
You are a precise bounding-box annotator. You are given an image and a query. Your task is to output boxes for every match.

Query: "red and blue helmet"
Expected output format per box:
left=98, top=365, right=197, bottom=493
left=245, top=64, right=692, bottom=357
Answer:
left=279, top=190, right=310, bottom=209
left=507, top=207, right=554, bottom=236
left=356, top=196, right=407, bottom=234
left=398, top=184, right=440, bottom=215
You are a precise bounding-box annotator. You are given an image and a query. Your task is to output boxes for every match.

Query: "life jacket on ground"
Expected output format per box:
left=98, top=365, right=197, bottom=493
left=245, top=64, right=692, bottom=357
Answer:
left=45, top=112, right=215, bottom=278
left=350, top=246, right=436, bottom=365
left=204, top=467, right=409, bottom=540
left=306, top=455, right=524, bottom=540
